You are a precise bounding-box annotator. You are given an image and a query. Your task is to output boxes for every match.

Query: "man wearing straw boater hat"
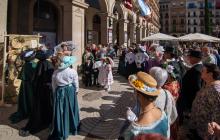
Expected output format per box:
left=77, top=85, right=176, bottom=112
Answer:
left=123, top=72, right=170, bottom=139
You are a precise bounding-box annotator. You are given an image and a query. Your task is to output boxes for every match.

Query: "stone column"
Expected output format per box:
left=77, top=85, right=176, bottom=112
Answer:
left=107, top=16, right=114, bottom=44
left=99, top=13, right=108, bottom=46
left=119, top=19, right=128, bottom=47
left=112, top=18, right=117, bottom=45
left=0, top=0, right=8, bottom=42
left=136, top=24, right=141, bottom=44
left=129, top=22, right=138, bottom=45
left=142, top=26, right=146, bottom=39
left=72, top=0, right=88, bottom=69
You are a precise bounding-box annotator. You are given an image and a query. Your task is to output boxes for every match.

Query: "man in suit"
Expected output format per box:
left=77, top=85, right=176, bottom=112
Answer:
left=177, top=50, right=203, bottom=125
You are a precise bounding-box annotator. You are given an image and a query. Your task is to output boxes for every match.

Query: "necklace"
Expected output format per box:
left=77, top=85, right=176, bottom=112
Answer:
left=140, top=106, right=156, bottom=116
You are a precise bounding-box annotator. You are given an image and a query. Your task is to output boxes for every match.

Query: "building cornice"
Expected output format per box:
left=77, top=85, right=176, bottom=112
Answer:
left=72, top=0, right=89, bottom=9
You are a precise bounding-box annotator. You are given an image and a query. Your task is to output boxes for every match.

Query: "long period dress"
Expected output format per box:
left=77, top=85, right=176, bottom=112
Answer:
left=98, top=64, right=113, bottom=87
left=50, top=67, right=79, bottom=140
left=22, top=59, right=54, bottom=134
left=9, top=61, right=36, bottom=123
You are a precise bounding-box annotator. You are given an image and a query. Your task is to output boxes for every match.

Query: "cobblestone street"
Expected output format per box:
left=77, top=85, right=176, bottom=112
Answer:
left=0, top=59, right=136, bottom=140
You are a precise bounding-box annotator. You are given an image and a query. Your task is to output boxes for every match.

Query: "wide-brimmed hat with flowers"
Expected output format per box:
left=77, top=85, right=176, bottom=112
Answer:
left=58, top=56, right=77, bottom=69
left=128, top=72, right=160, bottom=96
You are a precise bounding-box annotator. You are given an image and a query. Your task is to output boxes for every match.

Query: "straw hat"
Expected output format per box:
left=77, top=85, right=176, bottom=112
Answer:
left=128, top=72, right=160, bottom=96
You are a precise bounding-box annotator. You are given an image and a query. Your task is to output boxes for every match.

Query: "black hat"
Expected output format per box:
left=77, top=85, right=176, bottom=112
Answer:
left=165, top=46, right=175, bottom=54
left=35, top=49, right=53, bottom=60
left=188, top=50, right=202, bottom=59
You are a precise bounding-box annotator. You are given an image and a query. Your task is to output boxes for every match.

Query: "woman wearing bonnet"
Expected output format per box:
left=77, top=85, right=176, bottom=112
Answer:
left=49, top=55, right=79, bottom=140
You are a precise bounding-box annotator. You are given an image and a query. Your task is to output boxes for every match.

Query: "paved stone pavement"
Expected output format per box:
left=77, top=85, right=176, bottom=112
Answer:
left=0, top=59, right=136, bottom=140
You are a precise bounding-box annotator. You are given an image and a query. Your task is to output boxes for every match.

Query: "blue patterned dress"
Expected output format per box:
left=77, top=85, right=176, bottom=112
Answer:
left=123, top=111, right=170, bottom=139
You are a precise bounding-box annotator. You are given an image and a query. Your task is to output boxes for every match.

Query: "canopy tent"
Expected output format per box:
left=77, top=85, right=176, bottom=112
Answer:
left=178, top=33, right=220, bottom=42
left=141, top=33, right=178, bottom=41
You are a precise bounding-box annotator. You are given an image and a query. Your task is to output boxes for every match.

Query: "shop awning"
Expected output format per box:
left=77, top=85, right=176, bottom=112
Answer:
left=137, top=0, right=151, bottom=16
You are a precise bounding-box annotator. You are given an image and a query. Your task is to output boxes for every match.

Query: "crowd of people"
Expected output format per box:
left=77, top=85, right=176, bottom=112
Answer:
left=81, top=44, right=115, bottom=91
left=9, top=43, right=80, bottom=140
left=117, top=43, right=220, bottom=140
left=7, top=40, right=220, bottom=140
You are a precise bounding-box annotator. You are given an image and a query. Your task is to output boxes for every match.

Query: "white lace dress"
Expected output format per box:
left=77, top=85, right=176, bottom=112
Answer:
left=98, top=64, right=113, bottom=86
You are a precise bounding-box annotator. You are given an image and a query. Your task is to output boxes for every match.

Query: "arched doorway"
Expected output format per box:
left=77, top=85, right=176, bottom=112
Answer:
left=85, top=0, right=108, bottom=45
left=33, top=1, right=58, bottom=48
left=113, top=8, right=122, bottom=45
left=92, top=15, right=101, bottom=44
left=127, top=15, right=134, bottom=46
left=112, top=2, right=125, bottom=46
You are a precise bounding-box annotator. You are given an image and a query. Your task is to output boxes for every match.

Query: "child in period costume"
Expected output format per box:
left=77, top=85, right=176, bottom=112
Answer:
left=93, top=60, right=101, bottom=86
left=98, top=57, right=114, bottom=91
left=82, top=48, right=94, bottom=84
left=49, top=56, right=79, bottom=140
left=20, top=49, right=54, bottom=136
left=84, top=56, right=93, bottom=87
left=9, top=50, right=36, bottom=123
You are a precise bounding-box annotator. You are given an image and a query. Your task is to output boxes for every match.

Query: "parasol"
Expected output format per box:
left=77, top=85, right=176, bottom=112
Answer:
left=54, top=41, right=77, bottom=55
left=142, top=33, right=178, bottom=41
left=178, top=33, right=220, bottom=42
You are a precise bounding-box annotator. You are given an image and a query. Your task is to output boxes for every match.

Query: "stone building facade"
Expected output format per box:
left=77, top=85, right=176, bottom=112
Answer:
left=160, top=0, right=220, bottom=37
left=5, top=0, right=160, bottom=65
left=160, top=0, right=186, bottom=37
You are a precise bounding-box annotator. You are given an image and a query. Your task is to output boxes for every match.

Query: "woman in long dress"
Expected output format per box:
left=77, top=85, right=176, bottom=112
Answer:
left=49, top=56, right=79, bottom=140
left=20, top=49, right=54, bottom=136
left=9, top=50, right=36, bottom=123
